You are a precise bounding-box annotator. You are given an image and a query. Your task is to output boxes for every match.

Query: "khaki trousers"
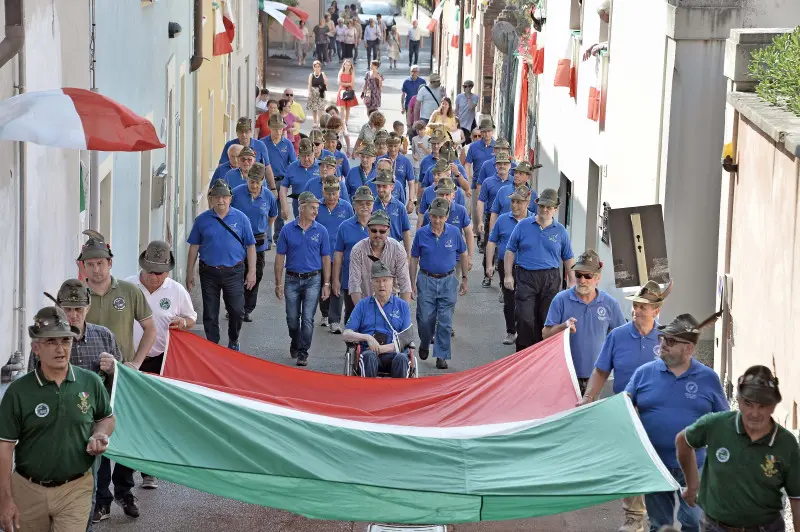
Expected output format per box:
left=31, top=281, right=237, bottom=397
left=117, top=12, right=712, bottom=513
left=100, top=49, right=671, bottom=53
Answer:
left=12, top=471, right=93, bottom=532
left=623, top=494, right=647, bottom=520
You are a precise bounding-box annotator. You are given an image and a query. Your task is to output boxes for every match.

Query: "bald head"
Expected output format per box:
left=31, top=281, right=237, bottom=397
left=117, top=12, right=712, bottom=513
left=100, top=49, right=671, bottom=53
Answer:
left=228, top=144, right=244, bottom=168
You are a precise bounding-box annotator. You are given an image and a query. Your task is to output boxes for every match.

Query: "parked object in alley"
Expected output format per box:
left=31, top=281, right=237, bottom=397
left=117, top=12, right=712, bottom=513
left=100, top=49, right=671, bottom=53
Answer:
left=607, top=204, right=670, bottom=288
left=0, top=88, right=164, bottom=151
left=105, top=331, right=680, bottom=525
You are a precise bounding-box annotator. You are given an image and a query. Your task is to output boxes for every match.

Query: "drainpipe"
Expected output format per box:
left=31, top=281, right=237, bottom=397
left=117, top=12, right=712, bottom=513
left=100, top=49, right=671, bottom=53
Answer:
left=1, top=0, right=26, bottom=383
left=190, top=0, right=203, bottom=73
left=455, top=0, right=465, bottom=92
left=88, top=0, right=101, bottom=232
left=0, top=0, right=24, bottom=69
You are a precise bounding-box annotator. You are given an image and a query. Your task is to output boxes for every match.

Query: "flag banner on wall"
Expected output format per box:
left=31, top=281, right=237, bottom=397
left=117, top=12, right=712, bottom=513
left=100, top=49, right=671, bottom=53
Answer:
left=0, top=88, right=164, bottom=151
left=102, top=331, right=680, bottom=524
left=260, top=1, right=310, bottom=40
left=427, top=1, right=444, bottom=33
left=213, top=1, right=235, bottom=56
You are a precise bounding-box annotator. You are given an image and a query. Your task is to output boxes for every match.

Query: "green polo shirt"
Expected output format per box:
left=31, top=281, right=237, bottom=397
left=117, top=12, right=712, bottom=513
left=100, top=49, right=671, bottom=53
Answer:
left=0, top=364, right=112, bottom=482
left=685, top=410, right=800, bottom=527
left=86, top=276, right=152, bottom=362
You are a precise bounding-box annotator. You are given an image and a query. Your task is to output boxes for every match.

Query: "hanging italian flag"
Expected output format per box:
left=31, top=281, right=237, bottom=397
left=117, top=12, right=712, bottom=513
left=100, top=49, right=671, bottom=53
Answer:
left=260, top=0, right=310, bottom=40
left=213, top=1, right=235, bottom=56
left=427, top=0, right=445, bottom=33
left=104, top=332, right=679, bottom=523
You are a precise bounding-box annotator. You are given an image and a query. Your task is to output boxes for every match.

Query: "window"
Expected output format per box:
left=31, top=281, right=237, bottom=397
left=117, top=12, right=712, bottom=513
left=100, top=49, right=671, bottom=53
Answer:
left=558, top=173, right=572, bottom=229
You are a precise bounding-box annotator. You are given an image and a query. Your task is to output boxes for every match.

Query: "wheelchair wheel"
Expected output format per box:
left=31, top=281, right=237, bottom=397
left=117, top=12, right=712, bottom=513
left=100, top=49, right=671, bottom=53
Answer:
left=344, top=349, right=353, bottom=376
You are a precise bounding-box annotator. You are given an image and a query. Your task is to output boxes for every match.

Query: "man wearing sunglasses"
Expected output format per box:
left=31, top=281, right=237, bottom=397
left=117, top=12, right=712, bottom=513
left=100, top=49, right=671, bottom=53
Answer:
left=282, top=89, right=307, bottom=140
left=504, top=189, right=574, bottom=351
left=542, top=249, right=624, bottom=394
left=677, top=365, right=800, bottom=532
left=625, top=313, right=728, bottom=532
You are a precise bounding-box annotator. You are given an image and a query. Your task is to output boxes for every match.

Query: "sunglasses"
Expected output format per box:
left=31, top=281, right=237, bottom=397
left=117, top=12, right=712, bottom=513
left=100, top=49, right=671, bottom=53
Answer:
left=574, top=272, right=594, bottom=280
left=472, top=135, right=481, bottom=140
left=146, top=270, right=168, bottom=276
left=659, top=336, right=691, bottom=347
left=314, top=142, right=323, bottom=146
left=284, top=93, right=293, bottom=97
left=369, top=228, right=388, bottom=235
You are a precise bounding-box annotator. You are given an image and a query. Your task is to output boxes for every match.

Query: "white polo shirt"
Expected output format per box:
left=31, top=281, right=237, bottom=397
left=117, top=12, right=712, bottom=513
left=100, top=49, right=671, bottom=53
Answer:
left=127, top=274, right=197, bottom=358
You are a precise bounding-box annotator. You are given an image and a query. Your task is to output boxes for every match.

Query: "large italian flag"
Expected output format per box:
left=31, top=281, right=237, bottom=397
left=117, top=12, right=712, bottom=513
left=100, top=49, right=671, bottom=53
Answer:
left=105, top=332, right=678, bottom=524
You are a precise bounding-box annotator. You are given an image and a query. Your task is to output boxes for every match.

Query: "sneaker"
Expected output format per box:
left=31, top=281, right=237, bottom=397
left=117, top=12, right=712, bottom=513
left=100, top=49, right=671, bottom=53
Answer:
left=436, top=358, right=448, bottom=369
left=141, top=475, right=158, bottom=490
left=243, top=313, right=253, bottom=323
left=92, top=505, right=111, bottom=523
left=418, top=348, right=429, bottom=360
left=482, top=277, right=491, bottom=287
left=329, top=323, right=342, bottom=334
left=618, top=517, right=644, bottom=532
left=115, top=493, right=140, bottom=518
left=503, top=332, right=517, bottom=345
left=296, top=353, right=309, bottom=367
left=320, top=317, right=329, bottom=327
left=227, top=343, right=240, bottom=351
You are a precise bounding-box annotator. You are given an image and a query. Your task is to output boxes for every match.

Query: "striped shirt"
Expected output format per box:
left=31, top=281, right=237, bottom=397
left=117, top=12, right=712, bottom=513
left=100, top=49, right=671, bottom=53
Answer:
left=348, top=237, right=412, bottom=297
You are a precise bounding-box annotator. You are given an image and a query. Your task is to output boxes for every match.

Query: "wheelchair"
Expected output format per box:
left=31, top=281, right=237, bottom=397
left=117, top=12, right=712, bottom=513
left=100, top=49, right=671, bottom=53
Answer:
left=343, top=342, right=419, bottom=378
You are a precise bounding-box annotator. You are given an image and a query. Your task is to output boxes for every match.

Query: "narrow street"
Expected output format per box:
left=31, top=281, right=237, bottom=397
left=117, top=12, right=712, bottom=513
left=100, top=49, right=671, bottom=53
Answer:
left=95, top=13, right=621, bottom=532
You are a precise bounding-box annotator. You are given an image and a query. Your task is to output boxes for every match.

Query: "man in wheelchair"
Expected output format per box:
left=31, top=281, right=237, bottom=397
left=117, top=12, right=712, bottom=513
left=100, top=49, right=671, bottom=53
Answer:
left=342, top=259, right=413, bottom=378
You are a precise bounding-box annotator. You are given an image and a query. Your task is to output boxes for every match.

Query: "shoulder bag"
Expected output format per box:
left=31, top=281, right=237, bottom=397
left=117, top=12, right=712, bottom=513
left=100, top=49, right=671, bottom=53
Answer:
left=374, top=297, right=415, bottom=352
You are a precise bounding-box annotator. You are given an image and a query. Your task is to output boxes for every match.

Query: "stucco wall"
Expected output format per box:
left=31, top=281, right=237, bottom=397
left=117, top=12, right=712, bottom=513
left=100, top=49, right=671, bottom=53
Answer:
left=724, top=114, right=800, bottom=426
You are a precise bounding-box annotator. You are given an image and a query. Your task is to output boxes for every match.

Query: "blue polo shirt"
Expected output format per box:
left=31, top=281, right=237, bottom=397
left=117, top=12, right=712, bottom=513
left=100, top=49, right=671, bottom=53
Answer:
left=230, top=184, right=279, bottom=252
left=334, top=216, right=369, bottom=290
left=210, top=161, right=232, bottom=185
left=401, top=77, right=427, bottom=109
left=219, top=138, right=270, bottom=166
left=276, top=220, right=331, bottom=274
left=187, top=208, right=256, bottom=267
left=367, top=178, right=407, bottom=205
left=316, top=200, right=354, bottom=250
left=345, top=166, right=376, bottom=197
left=412, top=223, right=467, bottom=275
left=378, top=154, right=416, bottom=187
left=465, top=139, right=495, bottom=188
left=214, top=168, right=248, bottom=192
left=478, top=174, right=512, bottom=211
left=420, top=159, right=467, bottom=188
left=596, top=322, right=662, bottom=394
left=261, top=136, right=297, bottom=177
left=418, top=186, right=466, bottom=214
left=476, top=157, right=517, bottom=186
left=626, top=358, right=729, bottom=468
left=282, top=160, right=321, bottom=194
left=507, top=218, right=573, bottom=270
left=301, top=176, right=352, bottom=204
left=491, top=183, right=538, bottom=215
left=333, top=149, right=350, bottom=177
left=422, top=202, right=471, bottom=230
left=346, top=295, right=412, bottom=351
left=373, top=198, right=411, bottom=242
left=488, top=211, right=533, bottom=256
left=544, top=288, right=626, bottom=378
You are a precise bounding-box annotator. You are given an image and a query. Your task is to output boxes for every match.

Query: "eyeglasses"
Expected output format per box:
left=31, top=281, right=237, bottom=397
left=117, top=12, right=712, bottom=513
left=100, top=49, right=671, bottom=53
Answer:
left=659, top=336, right=691, bottom=347
left=574, top=272, right=594, bottom=280
left=314, top=142, right=323, bottom=146
left=471, top=135, right=481, bottom=140
left=369, top=228, right=388, bottom=234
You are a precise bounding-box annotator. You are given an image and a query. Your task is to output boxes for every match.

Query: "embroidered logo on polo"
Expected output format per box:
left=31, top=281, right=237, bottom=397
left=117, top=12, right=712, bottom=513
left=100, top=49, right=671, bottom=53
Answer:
left=389, top=309, right=401, bottom=319
left=159, top=298, right=171, bottom=310
left=548, top=235, right=559, bottom=242
left=685, top=381, right=698, bottom=399
left=34, top=403, right=50, bottom=418
left=444, top=239, right=454, bottom=249
left=653, top=345, right=661, bottom=357
left=762, top=455, right=778, bottom=477
left=596, top=307, right=608, bottom=320
left=716, top=447, right=730, bottom=463
left=337, top=211, right=347, bottom=218
left=77, top=392, right=90, bottom=414
left=112, top=297, right=126, bottom=311
left=310, top=233, right=321, bottom=242
left=230, top=222, right=238, bottom=230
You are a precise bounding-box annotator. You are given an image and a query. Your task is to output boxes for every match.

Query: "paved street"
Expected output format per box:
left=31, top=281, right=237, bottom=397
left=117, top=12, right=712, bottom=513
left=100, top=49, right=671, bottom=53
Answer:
left=96, top=14, right=621, bottom=531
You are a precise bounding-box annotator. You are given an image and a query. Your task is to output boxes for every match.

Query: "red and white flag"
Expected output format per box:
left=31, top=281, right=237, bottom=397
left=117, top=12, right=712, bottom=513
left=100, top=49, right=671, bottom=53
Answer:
left=213, top=1, right=235, bottom=56
left=260, top=1, right=308, bottom=40
left=0, top=88, right=164, bottom=151
left=427, top=1, right=445, bottom=33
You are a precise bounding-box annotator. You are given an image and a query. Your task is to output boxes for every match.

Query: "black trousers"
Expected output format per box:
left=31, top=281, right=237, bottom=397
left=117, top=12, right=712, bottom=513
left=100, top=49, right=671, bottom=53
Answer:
left=315, top=43, right=327, bottom=62
left=514, top=267, right=561, bottom=351
left=199, top=261, right=245, bottom=345
left=343, top=289, right=355, bottom=326
left=139, top=352, right=164, bottom=374
left=482, top=212, right=492, bottom=272
left=409, top=40, right=420, bottom=65
left=497, top=259, right=516, bottom=334
left=96, top=457, right=134, bottom=507
left=244, top=250, right=266, bottom=314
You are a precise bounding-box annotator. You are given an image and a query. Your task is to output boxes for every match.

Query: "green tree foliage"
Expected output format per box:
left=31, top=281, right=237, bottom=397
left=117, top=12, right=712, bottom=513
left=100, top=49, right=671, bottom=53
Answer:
left=749, top=27, right=800, bottom=117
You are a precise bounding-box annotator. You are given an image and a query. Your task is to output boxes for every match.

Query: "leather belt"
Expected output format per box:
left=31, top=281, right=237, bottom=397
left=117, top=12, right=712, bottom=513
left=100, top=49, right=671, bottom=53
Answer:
left=421, top=268, right=455, bottom=279
left=286, top=270, right=320, bottom=279
left=200, top=261, right=244, bottom=270
left=705, top=516, right=783, bottom=532
left=17, top=470, right=86, bottom=488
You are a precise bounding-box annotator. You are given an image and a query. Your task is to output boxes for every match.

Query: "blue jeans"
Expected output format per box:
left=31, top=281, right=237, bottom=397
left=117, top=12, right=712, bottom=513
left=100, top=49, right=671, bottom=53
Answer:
left=361, top=349, right=409, bottom=378
left=645, top=467, right=703, bottom=532
left=416, top=271, right=458, bottom=359
left=199, top=261, right=245, bottom=345
left=284, top=273, right=321, bottom=355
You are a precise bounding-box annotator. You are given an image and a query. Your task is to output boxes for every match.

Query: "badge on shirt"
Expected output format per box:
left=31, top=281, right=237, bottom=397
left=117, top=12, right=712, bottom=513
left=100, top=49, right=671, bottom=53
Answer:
left=596, top=307, right=607, bottom=321
left=445, top=239, right=453, bottom=249
left=548, top=234, right=559, bottom=242
left=77, top=392, right=90, bottom=414
left=311, top=233, right=321, bottom=242
left=159, top=298, right=171, bottom=310
left=716, top=447, right=730, bottom=463
left=35, top=403, right=49, bottom=418
left=112, top=297, right=126, bottom=311
left=685, top=381, right=698, bottom=399
left=762, top=455, right=778, bottom=477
